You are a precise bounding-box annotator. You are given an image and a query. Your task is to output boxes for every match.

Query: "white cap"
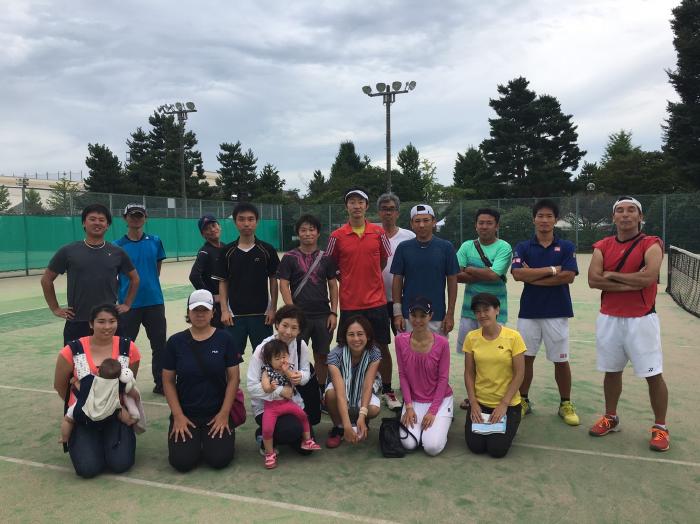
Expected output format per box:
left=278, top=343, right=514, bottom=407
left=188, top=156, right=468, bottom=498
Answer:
left=188, top=289, right=214, bottom=310
left=613, top=196, right=643, bottom=213
left=344, top=189, right=369, bottom=202
left=410, top=204, right=435, bottom=219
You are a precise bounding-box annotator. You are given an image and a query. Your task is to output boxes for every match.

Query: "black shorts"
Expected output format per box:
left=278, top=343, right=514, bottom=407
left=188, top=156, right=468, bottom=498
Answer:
left=339, top=305, right=390, bottom=345
left=301, top=315, right=333, bottom=355
left=386, top=302, right=397, bottom=336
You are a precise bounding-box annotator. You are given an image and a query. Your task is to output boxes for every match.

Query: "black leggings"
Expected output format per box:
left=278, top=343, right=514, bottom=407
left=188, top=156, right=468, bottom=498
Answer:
left=465, top=403, right=521, bottom=458
left=168, top=415, right=235, bottom=472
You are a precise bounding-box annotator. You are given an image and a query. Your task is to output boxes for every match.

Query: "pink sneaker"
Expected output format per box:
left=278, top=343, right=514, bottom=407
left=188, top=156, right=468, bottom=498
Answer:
left=301, top=438, right=321, bottom=451
left=264, top=451, right=277, bottom=469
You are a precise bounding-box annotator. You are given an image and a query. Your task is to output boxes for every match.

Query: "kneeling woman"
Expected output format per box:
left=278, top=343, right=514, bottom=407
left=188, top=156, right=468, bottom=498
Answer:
left=325, top=315, right=382, bottom=448
left=162, top=290, right=242, bottom=472
left=395, top=297, right=453, bottom=456
left=463, top=293, right=525, bottom=458
left=53, top=304, right=141, bottom=478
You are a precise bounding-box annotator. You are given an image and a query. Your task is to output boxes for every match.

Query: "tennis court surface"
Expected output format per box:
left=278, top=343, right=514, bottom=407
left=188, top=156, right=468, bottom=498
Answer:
left=0, top=255, right=698, bottom=523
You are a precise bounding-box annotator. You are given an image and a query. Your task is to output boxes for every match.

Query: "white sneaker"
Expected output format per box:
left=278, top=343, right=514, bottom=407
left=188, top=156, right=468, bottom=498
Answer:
left=383, top=390, right=402, bottom=410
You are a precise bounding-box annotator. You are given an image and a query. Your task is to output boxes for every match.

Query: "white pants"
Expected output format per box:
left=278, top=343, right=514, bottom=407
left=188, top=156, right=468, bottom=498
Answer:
left=399, top=396, right=453, bottom=456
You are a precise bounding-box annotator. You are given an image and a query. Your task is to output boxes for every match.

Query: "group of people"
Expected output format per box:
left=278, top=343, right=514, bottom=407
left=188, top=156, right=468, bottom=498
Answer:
left=43, top=188, right=670, bottom=478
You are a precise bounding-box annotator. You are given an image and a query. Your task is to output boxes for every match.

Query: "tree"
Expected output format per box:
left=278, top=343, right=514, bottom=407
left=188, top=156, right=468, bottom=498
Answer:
left=24, top=189, right=44, bottom=214
left=480, top=77, right=585, bottom=197
left=255, top=163, right=286, bottom=202
left=329, top=141, right=362, bottom=181
left=663, top=0, right=700, bottom=189
left=84, top=143, right=128, bottom=193
left=394, top=143, right=424, bottom=201
left=0, top=185, right=10, bottom=212
left=592, top=131, right=687, bottom=194
left=420, top=158, right=446, bottom=202
left=306, top=170, right=327, bottom=201
left=453, top=147, right=493, bottom=197
left=216, top=141, right=258, bottom=201
left=126, top=112, right=210, bottom=198
left=47, top=177, right=82, bottom=214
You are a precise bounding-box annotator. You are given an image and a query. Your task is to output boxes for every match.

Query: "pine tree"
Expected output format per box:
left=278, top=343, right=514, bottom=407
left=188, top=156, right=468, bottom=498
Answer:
left=24, top=189, right=44, bottom=214
left=257, top=163, right=285, bottom=195
left=47, top=177, right=82, bottom=214
left=0, top=185, right=10, bottom=212
left=329, top=141, right=362, bottom=181
left=216, top=142, right=258, bottom=201
left=663, top=0, right=700, bottom=188
left=480, top=77, right=585, bottom=197
left=395, top=143, right=424, bottom=201
left=453, top=147, right=493, bottom=196
left=307, top=170, right=327, bottom=200
left=84, top=143, right=128, bottom=194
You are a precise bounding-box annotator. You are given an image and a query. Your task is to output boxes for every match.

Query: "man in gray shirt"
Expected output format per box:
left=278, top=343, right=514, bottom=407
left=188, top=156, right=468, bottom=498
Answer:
left=41, top=203, right=139, bottom=345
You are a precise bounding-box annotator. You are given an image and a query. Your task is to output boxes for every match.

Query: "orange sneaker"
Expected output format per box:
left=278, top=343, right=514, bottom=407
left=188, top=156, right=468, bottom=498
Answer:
left=589, top=415, right=620, bottom=436
left=649, top=425, right=670, bottom=452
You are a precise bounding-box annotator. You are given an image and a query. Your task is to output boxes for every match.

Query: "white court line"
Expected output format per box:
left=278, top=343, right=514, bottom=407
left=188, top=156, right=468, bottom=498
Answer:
left=514, top=443, right=700, bottom=468
left=0, top=455, right=398, bottom=524
left=3, top=384, right=699, bottom=470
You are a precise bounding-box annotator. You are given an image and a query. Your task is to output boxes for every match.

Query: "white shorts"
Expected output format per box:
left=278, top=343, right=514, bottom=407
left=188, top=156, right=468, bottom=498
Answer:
left=517, top=318, right=570, bottom=362
left=456, top=318, right=480, bottom=355
left=404, top=318, right=445, bottom=336
left=324, top=382, right=380, bottom=408
left=595, top=313, right=663, bottom=377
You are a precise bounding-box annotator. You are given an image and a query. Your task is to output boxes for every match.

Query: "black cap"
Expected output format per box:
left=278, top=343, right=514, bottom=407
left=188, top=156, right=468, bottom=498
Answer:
left=123, top=203, right=147, bottom=216
left=408, top=296, right=433, bottom=315
left=470, top=293, right=500, bottom=311
left=198, top=214, right=218, bottom=232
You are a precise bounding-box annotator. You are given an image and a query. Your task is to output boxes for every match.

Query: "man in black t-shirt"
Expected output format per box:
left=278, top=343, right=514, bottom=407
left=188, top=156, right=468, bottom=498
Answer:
left=189, top=214, right=224, bottom=327
left=278, top=214, right=338, bottom=387
left=213, top=203, right=280, bottom=354
left=41, top=203, right=139, bottom=344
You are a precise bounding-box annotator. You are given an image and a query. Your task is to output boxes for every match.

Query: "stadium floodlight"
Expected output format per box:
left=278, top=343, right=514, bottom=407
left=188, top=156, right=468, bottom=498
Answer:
left=360, top=79, right=417, bottom=192
left=156, top=101, right=198, bottom=208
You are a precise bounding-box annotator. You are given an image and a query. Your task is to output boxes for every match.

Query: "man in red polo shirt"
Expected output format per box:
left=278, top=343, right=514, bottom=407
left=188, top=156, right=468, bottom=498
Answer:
left=326, top=187, right=398, bottom=409
left=588, top=196, right=669, bottom=452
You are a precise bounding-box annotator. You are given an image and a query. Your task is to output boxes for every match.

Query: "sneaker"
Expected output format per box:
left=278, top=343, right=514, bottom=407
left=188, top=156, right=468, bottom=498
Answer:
left=521, top=398, right=532, bottom=417
left=383, top=390, right=402, bottom=411
left=264, top=451, right=278, bottom=469
left=152, top=384, right=164, bottom=395
left=558, top=401, right=580, bottom=426
left=300, top=438, right=321, bottom=451
left=589, top=415, right=620, bottom=436
left=649, top=425, right=670, bottom=452
left=326, top=427, right=343, bottom=448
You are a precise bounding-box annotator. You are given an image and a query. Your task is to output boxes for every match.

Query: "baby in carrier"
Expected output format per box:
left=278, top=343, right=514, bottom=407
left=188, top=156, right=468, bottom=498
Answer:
left=60, top=358, right=141, bottom=443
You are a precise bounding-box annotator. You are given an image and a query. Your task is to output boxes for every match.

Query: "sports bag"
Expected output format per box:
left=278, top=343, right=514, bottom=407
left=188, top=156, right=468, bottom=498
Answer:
left=379, top=414, right=420, bottom=458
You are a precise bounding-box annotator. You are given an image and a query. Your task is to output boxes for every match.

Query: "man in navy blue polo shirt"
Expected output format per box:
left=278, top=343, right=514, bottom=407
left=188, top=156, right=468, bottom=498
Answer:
left=115, top=203, right=168, bottom=394
left=511, top=199, right=580, bottom=426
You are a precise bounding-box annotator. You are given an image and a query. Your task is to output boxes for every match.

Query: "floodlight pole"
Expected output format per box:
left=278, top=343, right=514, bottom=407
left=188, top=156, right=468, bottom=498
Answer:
left=157, top=103, right=197, bottom=214
left=362, top=82, right=416, bottom=193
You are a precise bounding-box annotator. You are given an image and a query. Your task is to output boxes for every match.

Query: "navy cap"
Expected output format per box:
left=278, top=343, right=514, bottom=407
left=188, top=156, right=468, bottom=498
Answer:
left=198, top=214, right=218, bottom=232
left=408, top=296, right=433, bottom=315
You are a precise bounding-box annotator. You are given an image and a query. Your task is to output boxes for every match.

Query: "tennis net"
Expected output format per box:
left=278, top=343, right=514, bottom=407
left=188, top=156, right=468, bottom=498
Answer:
left=667, top=245, right=700, bottom=317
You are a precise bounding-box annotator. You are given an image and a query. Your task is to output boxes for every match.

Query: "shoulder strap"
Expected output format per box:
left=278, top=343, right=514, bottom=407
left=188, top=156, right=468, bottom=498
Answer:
left=68, top=339, right=84, bottom=357
left=118, top=337, right=131, bottom=357
left=293, top=250, right=324, bottom=299
left=474, top=240, right=507, bottom=283
left=614, top=234, right=647, bottom=272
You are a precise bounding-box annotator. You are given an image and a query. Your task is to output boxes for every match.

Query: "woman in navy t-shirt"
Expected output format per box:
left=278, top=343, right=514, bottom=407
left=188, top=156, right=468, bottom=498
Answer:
left=162, top=290, right=242, bottom=472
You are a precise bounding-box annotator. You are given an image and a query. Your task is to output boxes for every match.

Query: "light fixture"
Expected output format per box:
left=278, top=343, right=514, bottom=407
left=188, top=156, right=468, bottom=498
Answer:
left=408, top=81, right=416, bottom=90
left=186, top=101, right=196, bottom=110
left=175, top=102, right=183, bottom=110
left=362, top=85, right=372, bottom=95
left=376, top=82, right=386, bottom=93
left=392, top=81, right=402, bottom=91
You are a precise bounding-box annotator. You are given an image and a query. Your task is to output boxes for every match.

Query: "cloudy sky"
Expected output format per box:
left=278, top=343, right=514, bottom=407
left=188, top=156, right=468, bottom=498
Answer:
left=1, top=0, right=680, bottom=194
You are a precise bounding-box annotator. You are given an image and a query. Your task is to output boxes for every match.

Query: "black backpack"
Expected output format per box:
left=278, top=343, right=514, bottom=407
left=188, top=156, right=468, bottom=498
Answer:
left=379, top=414, right=420, bottom=458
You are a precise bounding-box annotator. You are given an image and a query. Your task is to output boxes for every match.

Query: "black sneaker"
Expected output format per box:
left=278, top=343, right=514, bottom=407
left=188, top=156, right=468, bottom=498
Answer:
left=152, top=384, right=164, bottom=395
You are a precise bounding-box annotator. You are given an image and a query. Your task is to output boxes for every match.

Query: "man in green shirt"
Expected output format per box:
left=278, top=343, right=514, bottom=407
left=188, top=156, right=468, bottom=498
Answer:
left=456, top=208, right=512, bottom=409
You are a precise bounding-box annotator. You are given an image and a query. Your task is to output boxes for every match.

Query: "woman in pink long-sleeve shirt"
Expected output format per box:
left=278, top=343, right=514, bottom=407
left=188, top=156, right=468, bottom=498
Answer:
left=395, top=296, right=454, bottom=456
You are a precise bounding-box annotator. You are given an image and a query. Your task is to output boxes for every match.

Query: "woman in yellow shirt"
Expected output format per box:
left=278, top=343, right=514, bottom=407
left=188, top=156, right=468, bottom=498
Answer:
left=463, top=293, right=525, bottom=458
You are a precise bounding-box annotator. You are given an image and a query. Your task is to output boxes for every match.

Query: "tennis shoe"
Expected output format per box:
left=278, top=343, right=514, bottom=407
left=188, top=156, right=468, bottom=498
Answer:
left=383, top=390, right=402, bottom=411
left=326, top=427, right=343, bottom=448
left=521, top=398, right=532, bottom=417
left=558, top=401, right=580, bottom=426
left=264, top=451, right=278, bottom=469
left=589, top=415, right=620, bottom=436
left=649, top=425, right=670, bottom=452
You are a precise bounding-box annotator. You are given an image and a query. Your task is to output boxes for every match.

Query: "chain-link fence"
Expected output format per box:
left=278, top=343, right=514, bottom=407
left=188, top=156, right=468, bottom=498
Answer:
left=1, top=184, right=698, bottom=275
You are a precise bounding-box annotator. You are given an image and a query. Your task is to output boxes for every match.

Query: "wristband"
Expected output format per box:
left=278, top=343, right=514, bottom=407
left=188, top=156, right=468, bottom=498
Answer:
left=329, top=311, right=338, bottom=317
left=392, top=303, right=403, bottom=316
left=550, top=266, right=556, bottom=276
left=359, top=406, right=369, bottom=417
left=405, top=403, right=414, bottom=410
